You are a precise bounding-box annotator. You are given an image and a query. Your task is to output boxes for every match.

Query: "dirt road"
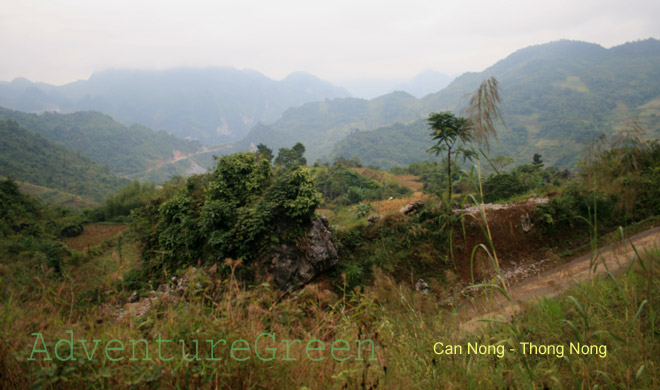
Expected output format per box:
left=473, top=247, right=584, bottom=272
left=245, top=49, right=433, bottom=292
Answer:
left=457, top=226, right=660, bottom=332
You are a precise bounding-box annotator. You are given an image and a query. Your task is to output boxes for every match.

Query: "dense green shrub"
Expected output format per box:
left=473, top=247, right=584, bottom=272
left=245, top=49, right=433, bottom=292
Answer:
left=536, top=140, right=660, bottom=236
left=0, top=178, right=73, bottom=294
left=100, top=180, right=157, bottom=221
left=314, top=165, right=412, bottom=205
left=334, top=207, right=451, bottom=291
left=482, top=173, right=528, bottom=202
left=133, top=153, right=321, bottom=275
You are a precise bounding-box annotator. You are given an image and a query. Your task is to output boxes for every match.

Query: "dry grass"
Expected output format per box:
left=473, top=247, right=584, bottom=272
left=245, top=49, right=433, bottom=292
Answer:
left=369, top=192, right=430, bottom=215
left=1, top=239, right=660, bottom=388
left=65, top=224, right=128, bottom=251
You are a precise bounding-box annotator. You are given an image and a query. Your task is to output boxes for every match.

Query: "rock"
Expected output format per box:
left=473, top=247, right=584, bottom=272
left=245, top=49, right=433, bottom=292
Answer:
left=415, top=279, right=430, bottom=295
left=269, top=215, right=339, bottom=290
left=128, top=291, right=139, bottom=303
left=521, top=212, right=532, bottom=232
left=400, top=200, right=425, bottom=215
left=367, top=214, right=380, bottom=224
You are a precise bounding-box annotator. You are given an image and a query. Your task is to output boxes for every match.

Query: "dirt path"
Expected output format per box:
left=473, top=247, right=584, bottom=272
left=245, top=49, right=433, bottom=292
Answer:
left=123, top=145, right=228, bottom=178
left=456, top=227, right=660, bottom=332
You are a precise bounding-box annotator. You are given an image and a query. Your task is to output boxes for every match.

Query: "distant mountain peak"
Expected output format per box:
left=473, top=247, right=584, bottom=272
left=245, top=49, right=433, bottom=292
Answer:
left=0, top=67, right=351, bottom=143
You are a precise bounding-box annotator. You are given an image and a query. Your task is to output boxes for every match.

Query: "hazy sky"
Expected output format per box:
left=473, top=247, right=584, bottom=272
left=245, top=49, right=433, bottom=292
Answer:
left=1, top=0, right=659, bottom=87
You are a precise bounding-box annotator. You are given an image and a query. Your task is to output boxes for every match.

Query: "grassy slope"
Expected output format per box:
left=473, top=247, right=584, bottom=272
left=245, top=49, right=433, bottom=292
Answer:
left=14, top=180, right=100, bottom=210
left=0, top=227, right=657, bottom=388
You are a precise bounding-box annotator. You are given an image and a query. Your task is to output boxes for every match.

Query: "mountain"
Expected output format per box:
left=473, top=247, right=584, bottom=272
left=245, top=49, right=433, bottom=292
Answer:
left=0, top=107, right=203, bottom=176
left=0, top=68, right=350, bottom=143
left=394, top=71, right=454, bottom=98
left=239, top=39, right=660, bottom=168
left=0, top=119, right=127, bottom=201
left=331, top=120, right=432, bottom=169
left=416, top=38, right=660, bottom=167
left=234, top=91, right=424, bottom=161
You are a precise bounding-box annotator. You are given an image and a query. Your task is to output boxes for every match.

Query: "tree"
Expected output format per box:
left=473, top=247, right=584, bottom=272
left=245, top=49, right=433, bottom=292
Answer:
left=426, top=77, right=504, bottom=202
left=256, top=143, right=274, bottom=163
left=492, top=155, right=514, bottom=172
left=426, top=112, right=475, bottom=202
left=532, top=153, right=544, bottom=168
left=275, top=142, right=307, bottom=168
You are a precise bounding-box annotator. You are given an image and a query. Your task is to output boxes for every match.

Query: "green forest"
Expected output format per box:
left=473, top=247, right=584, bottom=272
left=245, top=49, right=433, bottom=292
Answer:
left=0, top=107, right=202, bottom=176
left=0, top=119, right=127, bottom=201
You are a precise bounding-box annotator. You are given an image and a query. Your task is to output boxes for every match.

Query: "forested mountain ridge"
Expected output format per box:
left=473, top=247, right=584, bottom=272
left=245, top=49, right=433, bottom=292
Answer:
left=242, top=39, right=660, bottom=167
left=235, top=91, right=425, bottom=161
left=0, top=107, right=203, bottom=176
left=0, top=119, right=127, bottom=201
left=0, top=68, right=350, bottom=143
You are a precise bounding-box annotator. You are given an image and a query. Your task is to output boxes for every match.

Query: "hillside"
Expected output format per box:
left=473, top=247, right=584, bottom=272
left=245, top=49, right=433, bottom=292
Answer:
left=0, top=68, right=350, bottom=143
left=0, top=107, right=202, bottom=176
left=235, top=91, right=425, bottom=161
left=0, top=119, right=127, bottom=201
left=241, top=39, right=660, bottom=168
left=331, top=119, right=433, bottom=169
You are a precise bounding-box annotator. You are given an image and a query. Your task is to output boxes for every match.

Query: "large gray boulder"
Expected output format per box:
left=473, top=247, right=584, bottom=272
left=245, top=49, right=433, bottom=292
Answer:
left=269, top=215, right=339, bottom=290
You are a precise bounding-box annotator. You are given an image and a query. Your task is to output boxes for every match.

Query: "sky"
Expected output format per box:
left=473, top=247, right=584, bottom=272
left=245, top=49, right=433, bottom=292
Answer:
left=1, top=0, right=659, bottom=91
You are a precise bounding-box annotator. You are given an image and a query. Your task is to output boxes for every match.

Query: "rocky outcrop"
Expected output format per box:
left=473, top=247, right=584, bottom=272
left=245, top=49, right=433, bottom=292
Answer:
left=118, top=269, right=204, bottom=320
left=269, top=215, right=339, bottom=290
left=415, top=279, right=430, bottom=295
left=367, top=214, right=381, bottom=224
left=521, top=212, right=533, bottom=232
left=400, top=200, right=425, bottom=215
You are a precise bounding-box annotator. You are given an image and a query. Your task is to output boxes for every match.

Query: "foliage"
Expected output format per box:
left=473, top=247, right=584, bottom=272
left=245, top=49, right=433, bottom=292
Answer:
left=314, top=165, right=412, bottom=205
left=99, top=180, right=157, bottom=221
left=427, top=111, right=477, bottom=201
left=0, top=107, right=201, bottom=176
left=0, top=178, right=74, bottom=291
left=256, top=143, right=274, bottom=163
left=536, top=138, right=660, bottom=238
left=481, top=172, right=528, bottom=203
left=334, top=210, right=451, bottom=290
left=0, top=119, right=128, bottom=201
left=482, top=154, right=569, bottom=203
left=133, top=152, right=321, bottom=275
left=331, top=156, right=362, bottom=168
left=274, top=142, right=307, bottom=168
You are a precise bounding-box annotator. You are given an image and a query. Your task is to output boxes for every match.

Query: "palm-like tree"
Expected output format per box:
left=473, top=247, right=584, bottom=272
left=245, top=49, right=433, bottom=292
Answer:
left=427, top=77, right=504, bottom=202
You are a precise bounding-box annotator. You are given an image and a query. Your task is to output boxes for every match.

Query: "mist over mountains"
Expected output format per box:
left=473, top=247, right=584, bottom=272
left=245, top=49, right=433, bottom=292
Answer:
left=243, top=38, right=660, bottom=168
left=0, top=68, right=350, bottom=143
left=340, top=71, right=454, bottom=99
left=2, top=38, right=659, bottom=193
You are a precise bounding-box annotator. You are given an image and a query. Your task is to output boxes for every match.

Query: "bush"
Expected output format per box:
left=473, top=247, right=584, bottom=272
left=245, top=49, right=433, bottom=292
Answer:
left=133, top=153, right=322, bottom=275
left=100, top=180, right=156, bottom=221
left=482, top=173, right=528, bottom=202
